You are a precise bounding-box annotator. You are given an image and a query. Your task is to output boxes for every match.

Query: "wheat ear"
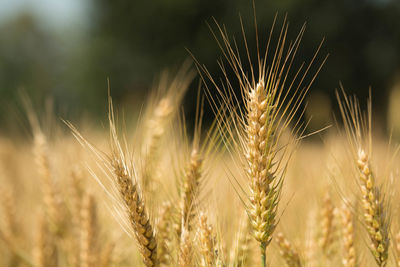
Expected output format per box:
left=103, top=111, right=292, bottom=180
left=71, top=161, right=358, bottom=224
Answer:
left=110, top=149, right=158, bottom=266
left=318, top=192, right=336, bottom=256
left=340, top=205, right=357, bottom=267
left=142, top=64, right=194, bottom=192
left=198, top=212, right=218, bottom=267
left=66, top=95, right=158, bottom=266
left=0, top=189, right=17, bottom=243
left=179, top=148, right=202, bottom=235
left=34, top=211, right=58, bottom=267
left=196, top=14, right=326, bottom=266
left=80, top=194, right=98, bottom=267
left=0, top=188, right=35, bottom=266
left=33, top=132, right=63, bottom=236
left=142, top=97, right=173, bottom=192
left=337, top=89, right=390, bottom=267
left=275, top=232, right=302, bottom=267
left=357, top=149, right=389, bottom=266
left=178, top=226, right=193, bottom=267
left=157, top=201, right=172, bottom=266
left=230, top=216, right=253, bottom=267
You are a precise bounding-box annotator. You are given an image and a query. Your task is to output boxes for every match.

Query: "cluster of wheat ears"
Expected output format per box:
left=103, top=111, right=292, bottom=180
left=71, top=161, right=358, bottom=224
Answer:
left=1, top=14, right=400, bottom=267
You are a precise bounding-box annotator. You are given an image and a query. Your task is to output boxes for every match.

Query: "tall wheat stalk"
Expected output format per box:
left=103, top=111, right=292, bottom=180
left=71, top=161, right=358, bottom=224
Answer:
left=141, top=64, right=194, bottom=193
left=66, top=94, right=158, bottom=266
left=196, top=12, right=326, bottom=266
left=337, top=89, right=390, bottom=267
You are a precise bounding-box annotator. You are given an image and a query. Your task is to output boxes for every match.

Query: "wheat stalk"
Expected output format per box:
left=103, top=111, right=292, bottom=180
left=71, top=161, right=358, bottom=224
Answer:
left=195, top=12, right=326, bottom=266
left=141, top=63, right=194, bottom=193
left=337, top=89, right=390, bottom=267
left=66, top=95, right=158, bottom=267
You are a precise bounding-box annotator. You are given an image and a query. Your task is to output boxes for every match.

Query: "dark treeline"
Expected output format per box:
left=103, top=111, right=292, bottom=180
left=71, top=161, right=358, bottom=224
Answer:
left=0, top=0, right=399, bottom=133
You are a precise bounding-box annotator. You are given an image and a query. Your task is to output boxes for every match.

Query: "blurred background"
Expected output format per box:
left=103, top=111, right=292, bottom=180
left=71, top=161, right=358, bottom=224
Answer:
left=1, top=0, right=400, bottom=136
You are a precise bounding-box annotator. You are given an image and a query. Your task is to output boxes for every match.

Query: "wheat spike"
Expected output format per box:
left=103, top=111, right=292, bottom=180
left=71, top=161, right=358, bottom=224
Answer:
left=33, top=132, right=62, bottom=234
left=275, top=232, right=302, bottom=267
left=178, top=226, right=193, bottom=267
left=111, top=156, right=158, bottom=266
left=176, top=148, right=202, bottom=267
left=142, top=64, right=194, bottom=192
left=179, top=148, right=202, bottom=234
left=196, top=14, right=326, bottom=266
left=157, top=201, right=172, bottom=266
left=230, top=215, right=253, bottom=267
left=318, top=192, right=336, bottom=256
left=305, top=209, right=318, bottom=267
left=66, top=95, right=158, bottom=267
left=80, top=194, right=98, bottom=267
left=198, top=212, right=218, bottom=267
left=357, top=149, right=389, bottom=266
left=142, top=97, right=173, bottom=192
left=0, top=188, right=20, bottom=266
left=337, top=89, right=390, bottom=267
left=1, top=189, right=18, bottom=242
left=34, top=211, right=58, bottom=267
left=246, top=79, right=278, bottom=243
left=340, top=205, right=357, bottom=267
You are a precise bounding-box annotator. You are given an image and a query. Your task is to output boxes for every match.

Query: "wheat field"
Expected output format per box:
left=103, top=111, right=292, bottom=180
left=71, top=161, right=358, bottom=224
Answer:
left=1, top=14, right=400, bottom=267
